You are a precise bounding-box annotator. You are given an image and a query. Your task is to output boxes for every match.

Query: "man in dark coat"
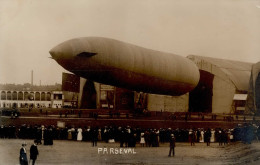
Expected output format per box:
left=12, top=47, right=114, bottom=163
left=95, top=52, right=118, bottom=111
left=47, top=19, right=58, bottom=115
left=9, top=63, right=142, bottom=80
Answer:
left=168, top=134, right=176, bottom=157
left=30, top=140, right=39, bottom=165
left=205, top=129, right=211, bottom=146
left=91, top=128, right=98, bottom=147
left=20, top=142, right=28, bottom=165
left=189, top=130, right=196, bottom=146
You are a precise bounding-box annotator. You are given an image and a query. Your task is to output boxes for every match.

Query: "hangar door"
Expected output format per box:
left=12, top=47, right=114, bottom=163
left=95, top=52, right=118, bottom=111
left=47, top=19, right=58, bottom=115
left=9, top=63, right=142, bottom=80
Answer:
left=189, top=70, right=214, bottom=113
left=81, top=81, right=97, bottom=109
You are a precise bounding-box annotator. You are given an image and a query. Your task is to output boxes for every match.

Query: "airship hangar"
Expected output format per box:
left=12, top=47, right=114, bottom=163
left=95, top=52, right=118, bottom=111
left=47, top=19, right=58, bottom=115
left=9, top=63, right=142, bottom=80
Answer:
left=50, top=37, right=260, bottom=115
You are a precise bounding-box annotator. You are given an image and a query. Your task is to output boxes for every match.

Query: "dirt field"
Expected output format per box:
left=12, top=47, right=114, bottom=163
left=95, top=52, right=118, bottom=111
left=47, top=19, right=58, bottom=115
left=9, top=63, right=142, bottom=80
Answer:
left=1, top=139, right=260, bottom=165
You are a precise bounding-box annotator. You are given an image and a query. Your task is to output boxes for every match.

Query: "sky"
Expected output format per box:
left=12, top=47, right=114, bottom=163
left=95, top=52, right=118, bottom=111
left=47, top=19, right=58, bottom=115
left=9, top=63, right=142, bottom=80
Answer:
left=0, top=0, right=260, bottom=85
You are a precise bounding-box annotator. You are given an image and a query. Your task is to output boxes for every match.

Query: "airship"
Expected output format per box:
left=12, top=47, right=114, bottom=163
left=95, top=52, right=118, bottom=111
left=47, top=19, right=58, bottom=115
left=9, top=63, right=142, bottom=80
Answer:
left=49, top=37, right=200, bottom=96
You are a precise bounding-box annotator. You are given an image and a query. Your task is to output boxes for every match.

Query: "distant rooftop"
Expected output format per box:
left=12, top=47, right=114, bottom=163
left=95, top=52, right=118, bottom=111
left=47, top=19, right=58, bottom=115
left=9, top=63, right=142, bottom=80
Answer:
left=0, top=83, right=62, bottom=91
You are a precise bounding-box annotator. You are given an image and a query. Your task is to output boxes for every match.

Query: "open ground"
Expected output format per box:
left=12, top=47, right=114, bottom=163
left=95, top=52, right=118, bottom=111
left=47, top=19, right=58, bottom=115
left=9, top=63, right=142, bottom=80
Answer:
left=1, top=139, right=260, bottom=165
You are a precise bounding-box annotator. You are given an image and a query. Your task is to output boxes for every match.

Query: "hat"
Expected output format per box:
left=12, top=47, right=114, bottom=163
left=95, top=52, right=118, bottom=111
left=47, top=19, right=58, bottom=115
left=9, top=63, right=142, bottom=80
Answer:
left=22, top=141, right=27, bottom=146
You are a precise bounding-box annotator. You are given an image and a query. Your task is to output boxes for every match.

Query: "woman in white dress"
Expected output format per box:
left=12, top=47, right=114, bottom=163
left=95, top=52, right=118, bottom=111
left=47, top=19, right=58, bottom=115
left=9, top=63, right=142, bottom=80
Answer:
left=77, top=127, right=83, bottom=141
left=140, top=132, right=145, bottom=147
left=210, top=129, right=215, bottom=142
left=200, top=130, right=204, bottom=143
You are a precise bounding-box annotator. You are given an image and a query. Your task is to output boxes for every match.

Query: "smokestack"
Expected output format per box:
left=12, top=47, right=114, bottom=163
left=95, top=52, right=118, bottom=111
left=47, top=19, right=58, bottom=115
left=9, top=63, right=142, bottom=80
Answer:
left=31, top=70, right=33, bottom=86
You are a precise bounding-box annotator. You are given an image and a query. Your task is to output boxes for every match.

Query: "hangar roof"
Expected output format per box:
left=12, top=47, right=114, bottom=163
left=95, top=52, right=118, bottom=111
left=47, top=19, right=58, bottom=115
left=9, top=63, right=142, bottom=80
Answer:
left=188, top=55, right=253, bottom=92
left=252, top=62, right=260, bottom=86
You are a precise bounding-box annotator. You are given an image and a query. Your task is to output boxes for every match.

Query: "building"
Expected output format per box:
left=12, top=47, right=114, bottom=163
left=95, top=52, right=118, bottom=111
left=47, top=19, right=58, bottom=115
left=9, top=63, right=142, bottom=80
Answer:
left=0, top=84, right=64, bottom=108
left=187, top=55, right=252, bottom=114
left=246, top=62, right=260, bottom=114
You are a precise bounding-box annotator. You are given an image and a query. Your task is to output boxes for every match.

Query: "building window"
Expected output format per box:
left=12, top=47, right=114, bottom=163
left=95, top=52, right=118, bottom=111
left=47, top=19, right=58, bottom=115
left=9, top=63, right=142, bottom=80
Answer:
left=24, top=92, right=29, bottom=100
left=7, top=91, right=11, bottom=100
left=1, top=91, right=6, bottom=100
left=35, top=92, right=40, bottom=101
left=18, top=92, right=23, bottom=100
left=29, top=92, right=34, bottom=100
left=53, top=94, right=62, bottom=100
left=12, top=103, right=17, bottom=108
left=7, top=91, right=12, bottom=100
left=47, top=92, right=51, bottom=101
left=12, top=91, right=18, bottom=100
left=41, top=92, right=46, bottom=101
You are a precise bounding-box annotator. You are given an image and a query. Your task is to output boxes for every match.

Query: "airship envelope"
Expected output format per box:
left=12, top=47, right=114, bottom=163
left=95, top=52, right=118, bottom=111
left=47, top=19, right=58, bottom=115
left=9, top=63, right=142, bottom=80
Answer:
left=50, top=37, right=200, bottom=96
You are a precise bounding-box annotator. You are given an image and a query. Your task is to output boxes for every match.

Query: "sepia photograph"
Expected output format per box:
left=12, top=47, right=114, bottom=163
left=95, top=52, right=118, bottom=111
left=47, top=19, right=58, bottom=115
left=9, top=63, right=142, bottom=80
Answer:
left=0, top=0, right=260, bottom=164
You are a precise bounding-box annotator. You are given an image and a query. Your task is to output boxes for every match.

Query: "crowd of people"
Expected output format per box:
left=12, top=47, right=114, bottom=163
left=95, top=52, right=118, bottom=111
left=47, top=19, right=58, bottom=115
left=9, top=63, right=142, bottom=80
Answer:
left=0, top=123, right=259, bottom=147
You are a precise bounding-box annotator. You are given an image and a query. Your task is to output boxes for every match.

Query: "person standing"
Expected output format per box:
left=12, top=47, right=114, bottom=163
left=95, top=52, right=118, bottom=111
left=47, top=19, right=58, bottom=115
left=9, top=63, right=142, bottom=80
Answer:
left=91, top=128, right=98, bottom=147
left=30, top=140, right=39, bottom=165
left=35, top=126, right=41, bottom=145
left=200, top=129, right=204, bottom=143
left=41, top=125, right=45, bottom=143
left=98, top=128, right=102, bottom=141
left=140, top=132, right=145, bottom=147
left=210, top=129, right=215, bottom=143
left=168, top=134, right=175, bottom=157
left=144, top=130, right=150, bottom=147
left=191, top=130, right=196, bottom=146
left=189, top=129, right=195, bottom=146
left=19, top=142, right=28, bottom=165
left=205, top=128, right=211, bottom=146
left=71, top=127, right=76, bottom=140
left=218, top=130, right=223, bottom=146
left=67, top=128, right=72, bottom=140
left=77, top=127, right=83, bottom=141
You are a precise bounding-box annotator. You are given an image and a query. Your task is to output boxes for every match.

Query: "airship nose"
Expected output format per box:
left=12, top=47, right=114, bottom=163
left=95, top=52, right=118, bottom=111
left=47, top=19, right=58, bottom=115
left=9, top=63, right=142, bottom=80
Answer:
left=49, top=49, right=56, bottom=59
left=49, top=40, right=74, bottom=60
left=50, top=38, right=97, bottom=60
